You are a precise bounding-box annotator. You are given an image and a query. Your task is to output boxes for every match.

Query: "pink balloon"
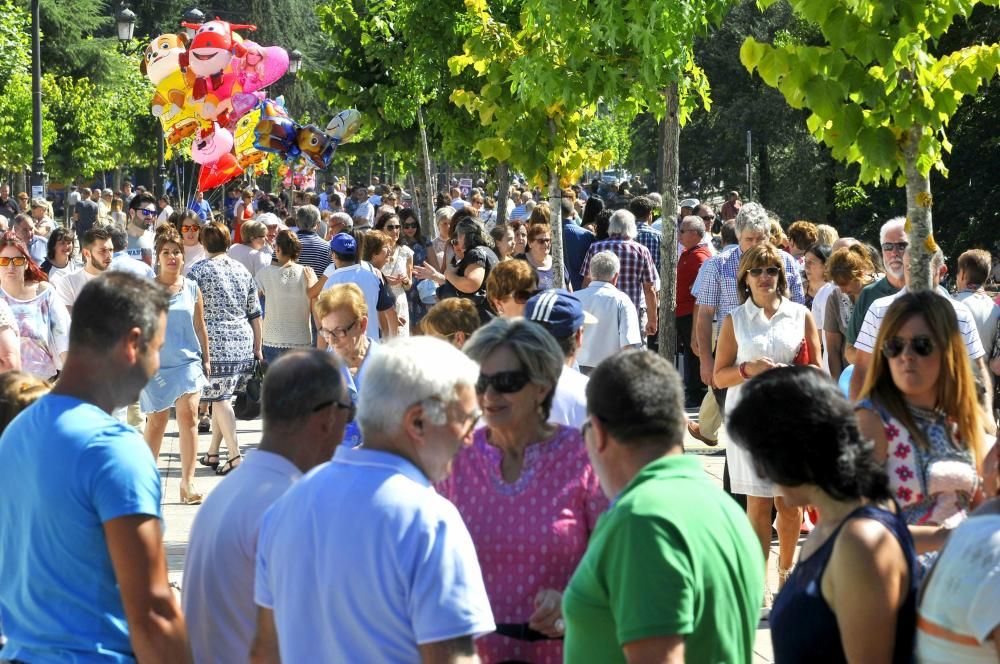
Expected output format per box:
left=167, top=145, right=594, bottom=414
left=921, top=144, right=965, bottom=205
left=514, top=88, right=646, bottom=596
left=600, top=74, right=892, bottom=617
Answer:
left=231, top=91, right=266, bottom=120
left=237, top=43, right=289, bottom=94
left=191, top=125, right=235, bottom=165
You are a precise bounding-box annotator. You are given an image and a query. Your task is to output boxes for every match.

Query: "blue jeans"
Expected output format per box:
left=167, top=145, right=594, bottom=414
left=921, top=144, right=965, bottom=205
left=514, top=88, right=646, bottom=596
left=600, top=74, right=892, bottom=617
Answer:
left=262, top=345, right=293, bottom=367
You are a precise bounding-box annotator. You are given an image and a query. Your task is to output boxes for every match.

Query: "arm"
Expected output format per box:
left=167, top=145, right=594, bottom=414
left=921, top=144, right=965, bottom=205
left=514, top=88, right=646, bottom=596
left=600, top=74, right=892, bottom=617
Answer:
left=695, top=305, right=716, bottom=386
left=249, top=607, right=281, bottom=664
left=418, top=636, right=479, bottom=664
left=623, top=635, right=685, bottom=664
left=642, top=281, right=658, bottom=336
left=193, top=287, right=210, bottom=376
left=104, top=515, right=192, bottom=664
left=849, top=349, right=872, bottom=401
left=713, top=316, right=777, bottom=388
left=845, top=343, right=858, bottom=365
left=446, top=263, right=485, bottom=294
left=826, top=330, right=846, bottom=380
left=251, top=316, right=263, bottom=361
left=855, top=407, right=889, bottom=462
left=804, top=312, right=822, bottom=368
left=690, top=304, right=700, bottom=357
left=0, top=326, right=20, bottom=371
left=972, top=356, right=996, bottom=435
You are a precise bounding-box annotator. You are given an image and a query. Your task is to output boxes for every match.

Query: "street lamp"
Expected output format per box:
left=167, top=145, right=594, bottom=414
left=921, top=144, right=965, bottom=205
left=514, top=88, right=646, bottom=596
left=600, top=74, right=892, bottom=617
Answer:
left=182, top=7, right=205, bottom=40
left=288, top=49, right=303, bottom=75
left=30, top=0, right=46, bottom=198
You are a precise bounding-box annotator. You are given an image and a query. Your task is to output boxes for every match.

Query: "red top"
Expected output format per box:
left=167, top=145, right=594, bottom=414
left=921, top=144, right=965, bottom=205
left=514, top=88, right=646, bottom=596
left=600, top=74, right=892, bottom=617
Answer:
left=676, top=244, right=712, bottom=317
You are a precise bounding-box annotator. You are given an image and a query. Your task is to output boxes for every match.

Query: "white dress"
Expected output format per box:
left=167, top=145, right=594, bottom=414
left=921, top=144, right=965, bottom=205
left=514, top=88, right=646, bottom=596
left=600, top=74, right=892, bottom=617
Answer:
left=723, top=296, right=809, bottom=497
left=381, top=244, right=413, bottom=336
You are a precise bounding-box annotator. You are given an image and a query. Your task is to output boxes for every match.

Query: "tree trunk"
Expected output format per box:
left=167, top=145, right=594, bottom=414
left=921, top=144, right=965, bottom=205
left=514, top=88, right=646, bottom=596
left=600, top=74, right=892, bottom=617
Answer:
left=496, top=161, right=510, bottom=227
left=416, top=106, right=436, bottom=234
left=904, top=126, right=934, bottom=292
left=657, top=83, right=680, bottom=362
left=345, top=162, right=351, bottom=188
left=756, top=141, right=772, bottom=207
left=548, top=122, right=565, bottom=290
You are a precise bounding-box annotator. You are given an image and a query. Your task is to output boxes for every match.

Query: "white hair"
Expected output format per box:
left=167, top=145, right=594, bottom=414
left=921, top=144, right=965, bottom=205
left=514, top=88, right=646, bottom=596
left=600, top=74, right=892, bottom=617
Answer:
left=435, top=206, right=456, bottom=222
left=608, top=209, right=638, bottom=240
left=356, top=336, right=479, bottom=438
left=734, top=202, right=770, bottom=236
left=589, top=251, right=620, bottom=281
left=879, top=217, right=907, bottom=244
left=330, top=212, right=352, bottom=228
left=680, top=215, right=706, bottom=234
left=646, top=192, right=662, bottom=208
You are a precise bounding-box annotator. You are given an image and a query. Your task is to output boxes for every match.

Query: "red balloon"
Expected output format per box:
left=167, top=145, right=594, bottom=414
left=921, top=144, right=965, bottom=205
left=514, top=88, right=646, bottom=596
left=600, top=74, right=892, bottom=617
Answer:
left=197, top=153, right=244, bottom=192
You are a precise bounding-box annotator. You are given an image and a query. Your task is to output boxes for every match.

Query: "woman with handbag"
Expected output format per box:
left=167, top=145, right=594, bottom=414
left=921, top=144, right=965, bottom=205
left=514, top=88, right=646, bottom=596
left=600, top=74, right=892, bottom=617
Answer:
left=141, top=226, right=210, bottom=504
left=714, top=243, right=821, bottom=606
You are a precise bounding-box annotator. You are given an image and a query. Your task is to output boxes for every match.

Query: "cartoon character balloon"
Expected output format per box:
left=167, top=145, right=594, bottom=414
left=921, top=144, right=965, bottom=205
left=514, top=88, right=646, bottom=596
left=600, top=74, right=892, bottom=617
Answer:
left=141, top=34, right=200, bottom=145
left=325, top=109, right=362, bottom=144
left=179, top=20, right=258, bottom=125
left=191, top=124, right=235, bottom=165
left=296, top=125, right=335, bottom=170
left=234, top=105, right=268, bottom=172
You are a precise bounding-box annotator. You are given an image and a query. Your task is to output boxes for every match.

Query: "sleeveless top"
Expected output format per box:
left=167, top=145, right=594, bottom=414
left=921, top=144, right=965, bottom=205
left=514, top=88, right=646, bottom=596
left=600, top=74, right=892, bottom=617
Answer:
left=771, top=504, right=918, bottom=663
left=856, top=398, right=977, bottom=528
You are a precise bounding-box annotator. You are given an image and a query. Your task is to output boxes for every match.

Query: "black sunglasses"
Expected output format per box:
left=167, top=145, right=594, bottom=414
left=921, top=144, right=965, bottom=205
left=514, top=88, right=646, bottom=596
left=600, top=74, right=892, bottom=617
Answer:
left=748, top=266, right=780, bottom=277
left=312, top=398, right=356, bottom=421
left=881, top=241, right=909, bottom=253
left=882, top=335, right=935, bottom=359
left=402, top=222, right=419, bottom=229
left=475, top=370, right=531, bottom=394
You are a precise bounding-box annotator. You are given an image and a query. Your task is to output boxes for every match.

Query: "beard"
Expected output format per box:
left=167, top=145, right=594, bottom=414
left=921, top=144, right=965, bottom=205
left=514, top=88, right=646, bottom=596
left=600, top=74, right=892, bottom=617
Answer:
left=89, top=254, right=109, bottom=272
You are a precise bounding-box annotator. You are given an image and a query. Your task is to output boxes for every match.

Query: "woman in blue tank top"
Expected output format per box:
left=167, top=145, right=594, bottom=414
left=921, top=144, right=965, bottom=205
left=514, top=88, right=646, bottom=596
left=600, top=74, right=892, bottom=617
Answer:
left=727, top=366, right=918, bottom=663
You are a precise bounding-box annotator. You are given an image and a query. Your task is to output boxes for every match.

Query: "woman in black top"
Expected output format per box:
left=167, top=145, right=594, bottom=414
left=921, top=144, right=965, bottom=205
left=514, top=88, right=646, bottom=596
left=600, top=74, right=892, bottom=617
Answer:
left=414, top=217, right=498, bottom=325
left=727, top=366, right=917, bottom=664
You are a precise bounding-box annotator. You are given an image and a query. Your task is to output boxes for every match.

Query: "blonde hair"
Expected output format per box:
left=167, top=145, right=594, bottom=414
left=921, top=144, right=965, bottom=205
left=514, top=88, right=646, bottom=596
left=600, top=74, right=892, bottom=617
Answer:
left=816, top=224, right=839, bottom=246
left=315, top=283, right=367, bottom=320
left=0, top=371, right=50, bottom=434
left=826, top=245, right=875, bottom=287
left=860, top=291, right=984, bottom=466
left=420, top=298, right=480, bottom=344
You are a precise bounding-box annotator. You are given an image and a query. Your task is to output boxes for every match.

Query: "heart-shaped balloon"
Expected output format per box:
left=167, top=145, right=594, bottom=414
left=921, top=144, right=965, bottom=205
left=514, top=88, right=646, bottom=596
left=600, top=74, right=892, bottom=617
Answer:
left=230, top=92, right=265, bottom=121
left=197, top=153, right=244, bottom=192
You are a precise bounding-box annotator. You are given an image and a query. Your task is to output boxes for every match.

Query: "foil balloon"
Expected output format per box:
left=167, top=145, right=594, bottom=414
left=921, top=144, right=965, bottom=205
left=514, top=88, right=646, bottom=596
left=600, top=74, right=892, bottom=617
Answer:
left=230, top=91, right=265, bottom=121
left=140, top=34, right=200, bottom=145
left=296, top=125, right=335, bottom=169
left=179, top=19, right=257, bottom=125
left=253, top=99, right=297, bottom=156
left=325, top=109, right=362, bottom=144
left=234, top=105, right=267, bottom=171
left=235, top=43, right=289, bottom=93
left=197, top=152, right=244, bottom=192
left=191, top=125, right=235, bottom=165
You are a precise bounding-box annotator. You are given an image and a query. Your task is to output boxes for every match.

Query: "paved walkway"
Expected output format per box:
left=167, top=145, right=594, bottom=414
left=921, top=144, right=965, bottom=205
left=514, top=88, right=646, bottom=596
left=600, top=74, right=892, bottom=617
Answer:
left=156, top=415, right=779, bottom=663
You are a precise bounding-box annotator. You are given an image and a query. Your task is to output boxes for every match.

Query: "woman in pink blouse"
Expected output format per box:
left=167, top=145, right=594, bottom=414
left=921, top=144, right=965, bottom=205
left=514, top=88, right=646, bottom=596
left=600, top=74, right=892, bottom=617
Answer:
left=438, top=317, right=607, bottom=664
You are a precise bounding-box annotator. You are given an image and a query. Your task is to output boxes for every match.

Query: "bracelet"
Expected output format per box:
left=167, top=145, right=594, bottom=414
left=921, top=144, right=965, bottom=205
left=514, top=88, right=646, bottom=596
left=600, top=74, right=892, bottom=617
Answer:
left=738, top=362, right=750, bottom=381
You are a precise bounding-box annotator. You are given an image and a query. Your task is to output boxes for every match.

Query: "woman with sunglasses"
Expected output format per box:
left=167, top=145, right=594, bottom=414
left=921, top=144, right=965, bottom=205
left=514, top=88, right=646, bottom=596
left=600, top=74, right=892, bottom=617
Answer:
left=315, top=283, right=377, bottom=448
left=141, top=226, right=210, bottom=504
left=713, top=243, right=821, bottom=606
left=516, top=221, right=571, bottom=292
left=398, top=209, right=431, bottom=328
left=40, top=228, right=81, bottom=279
left=438, top=318, right=606, bottom=663
left=414, top=218, right=500, bottom=325
left=174, top=211, right=207, bottom=275
left=856, top=291, right=991, bottom=565
left=375, top=212, right=413, bottom=336
left=0, top=232, right=69, bottom=380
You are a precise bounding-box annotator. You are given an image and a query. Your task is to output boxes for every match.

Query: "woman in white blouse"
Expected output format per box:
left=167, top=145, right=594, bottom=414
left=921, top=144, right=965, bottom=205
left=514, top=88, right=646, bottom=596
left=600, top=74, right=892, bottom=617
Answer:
left=255, top=230, right=317, bottom=365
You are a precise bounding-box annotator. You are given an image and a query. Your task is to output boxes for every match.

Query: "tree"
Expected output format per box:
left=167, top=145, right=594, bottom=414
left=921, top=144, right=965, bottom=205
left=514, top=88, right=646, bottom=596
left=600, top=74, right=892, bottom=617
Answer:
left=741, top=0, right=1000, bottom=289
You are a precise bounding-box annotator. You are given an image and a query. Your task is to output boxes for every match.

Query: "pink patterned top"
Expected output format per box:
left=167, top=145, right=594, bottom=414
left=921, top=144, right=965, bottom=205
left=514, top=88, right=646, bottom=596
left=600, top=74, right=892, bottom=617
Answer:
left=437, top=424, right=607, bottom=664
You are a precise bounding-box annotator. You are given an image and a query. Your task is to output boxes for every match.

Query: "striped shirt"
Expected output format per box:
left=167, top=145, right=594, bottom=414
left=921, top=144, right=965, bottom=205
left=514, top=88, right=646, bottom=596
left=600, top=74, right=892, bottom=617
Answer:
left=580, top=238, right=659, bottom=314
left=855, top=287, right=984, bottom=358
left=295, top=230, right=332, bottom=278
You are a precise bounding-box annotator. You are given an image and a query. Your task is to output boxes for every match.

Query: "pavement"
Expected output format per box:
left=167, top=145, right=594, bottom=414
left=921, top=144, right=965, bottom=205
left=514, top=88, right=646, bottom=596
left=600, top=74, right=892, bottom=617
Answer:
left=156, top=410, right=779, bottom=663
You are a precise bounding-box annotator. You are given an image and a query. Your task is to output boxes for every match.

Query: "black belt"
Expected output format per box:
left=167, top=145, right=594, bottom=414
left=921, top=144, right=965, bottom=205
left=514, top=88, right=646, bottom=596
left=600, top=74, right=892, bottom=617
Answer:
left=494, top=622, right=562, bottom=642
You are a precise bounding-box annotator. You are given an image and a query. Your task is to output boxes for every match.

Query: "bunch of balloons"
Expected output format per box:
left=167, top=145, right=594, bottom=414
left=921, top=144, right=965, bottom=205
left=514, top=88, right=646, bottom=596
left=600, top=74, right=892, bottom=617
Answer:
left=140, top=19, right=361, bottom=192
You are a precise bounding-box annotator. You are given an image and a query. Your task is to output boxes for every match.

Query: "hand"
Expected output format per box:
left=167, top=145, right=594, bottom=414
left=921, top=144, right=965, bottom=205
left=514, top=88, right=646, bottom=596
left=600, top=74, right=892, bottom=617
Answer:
left=749, top=357, right=779, bottom=376
left=397, top=315, right=406, bottom=328
left=254, top=348, right=264, bottom=363
left=700, top=359, right=715, bottom=388
left=413, top=261, right=442, bottom=283
left=202, top=360, right=211, bottom=378
left=528, top=588, right=565, bottom=638
left=644, top=318, right=658, bottom=337
left=690, top=334, right=700, bottom=357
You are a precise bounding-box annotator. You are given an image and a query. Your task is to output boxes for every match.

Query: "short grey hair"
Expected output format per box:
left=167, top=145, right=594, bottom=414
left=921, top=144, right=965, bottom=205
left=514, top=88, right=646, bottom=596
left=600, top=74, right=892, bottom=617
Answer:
left=240, top=220, right=267, bottom=242
left=880, top=217, right=907, bottom=244
left=357, top=336, right=480, bottom=438
left=330, top=212, right=352, bottom=228
left=735, top=202, right=770, bottom=236
left=435, top=206, right=456, bottom=222
left=296, top=204, right=321, bottom=231
left=680, top=215, right=705, bottom=234
left=463, top=318, right=564, bottom=421
left=589, top=251, right=620, bottom=282
left=646, top=192, right=662, bottom=208
left=608, top=209, right=638, bottom=240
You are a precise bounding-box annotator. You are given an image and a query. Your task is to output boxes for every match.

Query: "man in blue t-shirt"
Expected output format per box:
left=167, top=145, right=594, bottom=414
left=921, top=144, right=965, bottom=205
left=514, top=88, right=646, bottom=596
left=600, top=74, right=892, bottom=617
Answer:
left=0, top=273, right=191, bottom=663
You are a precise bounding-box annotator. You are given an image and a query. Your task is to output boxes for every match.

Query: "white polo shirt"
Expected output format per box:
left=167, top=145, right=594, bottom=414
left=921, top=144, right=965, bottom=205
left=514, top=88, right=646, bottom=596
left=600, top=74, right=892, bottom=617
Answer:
left=574, top=281, right=643, bottom=369
left=855, top=287, right=984, bottom=359
left=550, top=364, right=589, bottom=428
left=254, top=446, right=494, bottom=663
left=183, top=450, right=302, bottom=664
left=322, top=262, right=384, bottom=341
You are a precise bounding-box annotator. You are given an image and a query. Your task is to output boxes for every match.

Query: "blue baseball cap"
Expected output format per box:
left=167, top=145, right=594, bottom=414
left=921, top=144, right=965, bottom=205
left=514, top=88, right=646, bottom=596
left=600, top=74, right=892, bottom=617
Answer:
left=330, top=232, right=356, bottom=256
left=524, top=289, right=597, bottom=338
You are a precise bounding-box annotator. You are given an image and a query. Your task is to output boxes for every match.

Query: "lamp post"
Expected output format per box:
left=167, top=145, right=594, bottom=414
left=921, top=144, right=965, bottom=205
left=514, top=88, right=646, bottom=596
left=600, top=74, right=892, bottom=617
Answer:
left=182, top=7, right=205, bottom=40
left=30, top=0, right=46, bottom=199
left=288, top=49, right=303, bottom=75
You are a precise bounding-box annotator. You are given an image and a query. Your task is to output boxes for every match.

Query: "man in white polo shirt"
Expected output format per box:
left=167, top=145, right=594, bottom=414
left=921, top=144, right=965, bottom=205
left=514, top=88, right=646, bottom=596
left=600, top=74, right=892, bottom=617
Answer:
left=316, top=233, right=396, bottom=340
left=251, top=337, right=494, bottom=663
left=573, top=251, right=643, bottom=374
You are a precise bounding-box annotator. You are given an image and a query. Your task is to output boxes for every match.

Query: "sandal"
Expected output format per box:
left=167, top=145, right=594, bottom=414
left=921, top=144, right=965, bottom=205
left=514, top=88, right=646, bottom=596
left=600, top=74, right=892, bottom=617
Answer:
left=198, top=415, right=211, bottom=434
left=198, top=453, right=220, bottom=470
left=216, top=454, right=243, bottom=476
left=179, top=482, right=204, bottom=505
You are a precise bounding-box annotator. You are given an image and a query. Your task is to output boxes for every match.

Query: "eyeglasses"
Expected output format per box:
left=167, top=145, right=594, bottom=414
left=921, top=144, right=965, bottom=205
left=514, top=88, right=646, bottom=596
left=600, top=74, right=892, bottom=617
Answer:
left=699, top=214, right=715, bottom=221
left=881, top=241, right=909, bottom=254
left=312, top=398, right=356, bottom=421
left=748, top=266, right=781, bottom=277
left=402, top=222, right=419, bottom=229
left=384, top=224, right=400, bottom=230
left=475, top=370, right=531, bottom=394
left=882, top=335, right=935, bottom=359
left=138, top=208, right=157, bottom=217
left=180, top=225, right=200, bottom=233
left=450, top=238, right=460, bottom=246
left=679, top=228, right=699, bottom=234
left=534, top=237, right=552, bottom=245
left=319, top=319, right=358, bottom=339
left=0, top=256, right=27, bottom=267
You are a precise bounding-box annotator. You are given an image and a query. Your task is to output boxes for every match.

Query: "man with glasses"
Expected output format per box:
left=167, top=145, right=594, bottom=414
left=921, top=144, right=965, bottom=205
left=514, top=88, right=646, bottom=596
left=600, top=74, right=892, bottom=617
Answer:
left=184, top=350, right=352, bottom=664
left=125, top=193, right=158, bottom=266
left=251, top=337, right=493, bottom=663
left=845, top=217, right=908, bottom=361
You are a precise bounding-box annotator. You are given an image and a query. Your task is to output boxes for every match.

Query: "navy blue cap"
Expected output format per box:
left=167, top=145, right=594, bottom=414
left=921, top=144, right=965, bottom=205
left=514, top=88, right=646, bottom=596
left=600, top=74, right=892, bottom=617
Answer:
left=330, top=232, right=356, bottom=255
left=524, top=289, right=596, bottom=337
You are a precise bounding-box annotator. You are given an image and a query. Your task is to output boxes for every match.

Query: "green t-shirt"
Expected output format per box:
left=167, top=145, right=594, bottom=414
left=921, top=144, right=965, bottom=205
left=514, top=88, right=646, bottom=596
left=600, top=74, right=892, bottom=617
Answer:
left=562, top=455, right=764, bottom=664
left=846, top=277, right=900, bottom=345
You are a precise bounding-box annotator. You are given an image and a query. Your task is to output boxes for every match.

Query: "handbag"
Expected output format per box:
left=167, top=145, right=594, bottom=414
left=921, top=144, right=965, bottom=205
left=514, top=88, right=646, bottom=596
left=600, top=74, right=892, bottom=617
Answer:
left=792, top=339, right=810, bottom=365
left=234, top=360, right=264, bottom=420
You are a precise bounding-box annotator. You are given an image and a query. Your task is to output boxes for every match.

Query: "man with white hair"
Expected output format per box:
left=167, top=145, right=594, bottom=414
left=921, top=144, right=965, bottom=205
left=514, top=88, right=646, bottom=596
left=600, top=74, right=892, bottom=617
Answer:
left=327, top=211, right=352, bottom=239
left=580, top=209, right=659, bottom=339
left=251, top=337, right=494, bottom=662
left=574, top=251, right=642, bottom=374
left=294, top=204, right=332, bottom=277
left=845, top=217, right=908, bottom=353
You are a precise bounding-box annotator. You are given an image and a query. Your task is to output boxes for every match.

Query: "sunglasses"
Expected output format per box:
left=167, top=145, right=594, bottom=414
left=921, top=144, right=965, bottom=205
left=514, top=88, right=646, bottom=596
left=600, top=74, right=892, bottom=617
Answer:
left=450, top=238, right=460, bottom=246
left=534, top=237, right=552, bottom=244
left=475, top=370, right=531, bottom=394
left=882, top=335, right=935, bottom=359
left=180, top=225, right=202, bottom=233
left=0, top=256, right=27, bottom=267
left=384, top=224, right=400, bottom=230
left=748, top=266, right=780, bottom=277
left=138, top=209, right=157, bottom=217
left=881, top=241, right=909, bottom=253
left=311, top=398, right=356, bottom=421
left=402, top=222, right=419, bottom=229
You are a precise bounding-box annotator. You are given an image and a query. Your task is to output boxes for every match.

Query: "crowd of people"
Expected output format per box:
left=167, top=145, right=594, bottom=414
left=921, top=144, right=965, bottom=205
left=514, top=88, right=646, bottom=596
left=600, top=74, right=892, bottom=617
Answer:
left=0, top=175, right=997, bottom=664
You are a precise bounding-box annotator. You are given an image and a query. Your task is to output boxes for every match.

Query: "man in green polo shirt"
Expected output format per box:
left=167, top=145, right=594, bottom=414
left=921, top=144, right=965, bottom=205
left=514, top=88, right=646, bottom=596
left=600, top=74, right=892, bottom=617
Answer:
left=845, top=217, right=907, bottom=349
left=564, top=350, right=763, bottom=663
